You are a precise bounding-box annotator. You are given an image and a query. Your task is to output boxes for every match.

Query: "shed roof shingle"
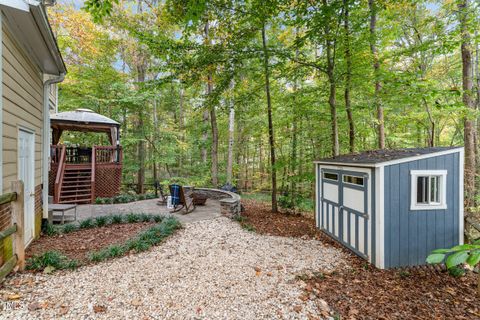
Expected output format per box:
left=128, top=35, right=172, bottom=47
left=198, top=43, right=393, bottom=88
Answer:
left=315, top=147, right=462, bottom=165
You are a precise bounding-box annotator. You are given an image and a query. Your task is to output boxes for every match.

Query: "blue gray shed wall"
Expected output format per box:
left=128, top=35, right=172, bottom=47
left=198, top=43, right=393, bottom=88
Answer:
left=383, top=152, right=460, bottom=268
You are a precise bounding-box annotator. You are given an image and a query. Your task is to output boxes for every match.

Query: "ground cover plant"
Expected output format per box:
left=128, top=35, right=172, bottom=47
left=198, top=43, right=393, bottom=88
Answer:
left=95, top=193, right=157, bottom=204
left=239, top=198, right=479, bottom=319
left=27, top=214, right=180, bottom=272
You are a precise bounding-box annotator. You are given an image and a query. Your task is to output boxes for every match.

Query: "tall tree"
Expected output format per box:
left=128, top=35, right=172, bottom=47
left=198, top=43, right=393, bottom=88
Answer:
left=458, top=0, right=476, bottom=208
left=262, top=23, right=278, bottom=213
left=369, top=0, right=385, bottom=149
left=324, top=0, right=339, bottom=156
left=343, top=0, right=355, bottom=152
left=226, top=79, right=235, bottom=185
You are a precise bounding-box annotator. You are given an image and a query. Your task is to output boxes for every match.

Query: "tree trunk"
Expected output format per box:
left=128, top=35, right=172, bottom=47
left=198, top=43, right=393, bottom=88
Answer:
left=205, top=20, right=218, bottom=186
left=344, top=0, right=355, bottom=153
left=290, top=28, right=299, bottom=207
left=323, top=0, right=339, bottom=156
left=369, top=0, right=385, bottom=149
left=227, top=79, right=235, bottom=185
left=178, top=86, right=185, bottom=172
left=459, top=0, right=476, bottom=209
left=262, top=23, right=278, bottom=213
left=136, top=63, right=146, bottom=194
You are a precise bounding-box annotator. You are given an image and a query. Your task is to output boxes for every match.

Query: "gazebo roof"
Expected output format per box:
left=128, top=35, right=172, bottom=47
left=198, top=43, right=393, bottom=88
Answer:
left=51, top=108, right=119, bottom=127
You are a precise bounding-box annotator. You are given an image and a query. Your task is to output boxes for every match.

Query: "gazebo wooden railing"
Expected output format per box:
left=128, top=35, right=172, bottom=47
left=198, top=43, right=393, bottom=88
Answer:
left=50, top=145, right=122, bottom=204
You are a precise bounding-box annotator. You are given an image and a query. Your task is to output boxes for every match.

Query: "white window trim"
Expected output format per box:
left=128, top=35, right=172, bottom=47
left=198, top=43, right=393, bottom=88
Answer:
left=410, top=170, right=447, bottom=211
left=343, top=174, right=365, bottom=186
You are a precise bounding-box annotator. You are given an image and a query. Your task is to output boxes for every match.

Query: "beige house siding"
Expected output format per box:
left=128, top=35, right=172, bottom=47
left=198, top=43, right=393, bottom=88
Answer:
left=2, top=25, right=44, bottom=194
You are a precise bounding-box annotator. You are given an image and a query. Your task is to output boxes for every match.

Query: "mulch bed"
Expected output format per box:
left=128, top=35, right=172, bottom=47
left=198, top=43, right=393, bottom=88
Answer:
left=26, top=222, right=154, bottom=264
left=241, top=199, right=480, bottom=320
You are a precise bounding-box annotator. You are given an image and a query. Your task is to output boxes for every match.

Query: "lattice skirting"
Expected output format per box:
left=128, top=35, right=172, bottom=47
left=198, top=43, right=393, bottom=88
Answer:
left=95, top=166, right=122, bottom=198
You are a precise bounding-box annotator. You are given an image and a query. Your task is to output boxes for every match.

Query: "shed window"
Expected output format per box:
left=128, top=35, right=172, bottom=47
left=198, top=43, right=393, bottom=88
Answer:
left=410, top=170, right=447, bottom=210
left=323, top=172, right=338, bottom=181
left=343, top=175, right=364, bottom=186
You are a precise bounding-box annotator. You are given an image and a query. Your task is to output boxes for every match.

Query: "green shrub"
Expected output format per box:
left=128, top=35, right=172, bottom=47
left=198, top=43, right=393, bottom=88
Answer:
left=62, top=223, right=78, bottom=234
left=89, top=250, right=108, bottom=262
left=95, top=216, right=108, bottom=227
left=43, top=223, right=59, bottom=236
left=126, top=238, right=150, bottom=252
left=111, top=214, right=124, bottom=224
left=106, top=245, right=125, bottom=258
left=139, top=213, right=152, bottom=222
left=26, top=251, right=79, bottom=271
left=79, top=218, right=95, bottom=229
left=126, top=213, right=140, bottom=223
left=153, top=215, right=163, bottom=223
left=87, top=216, right=181, bottom=262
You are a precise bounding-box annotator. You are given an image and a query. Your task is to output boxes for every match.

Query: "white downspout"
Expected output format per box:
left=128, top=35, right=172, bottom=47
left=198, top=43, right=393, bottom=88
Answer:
left=42, top=73, right=65, bottom=219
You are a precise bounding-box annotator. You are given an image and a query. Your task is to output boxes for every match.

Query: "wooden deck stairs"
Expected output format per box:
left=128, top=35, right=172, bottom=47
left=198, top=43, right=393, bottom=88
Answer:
left=58, top=165, right=93, bottom=204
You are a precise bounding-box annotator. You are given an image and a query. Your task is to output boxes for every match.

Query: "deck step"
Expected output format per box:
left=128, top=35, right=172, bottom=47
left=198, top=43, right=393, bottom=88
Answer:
left=57, top=163, right=94, bottom=204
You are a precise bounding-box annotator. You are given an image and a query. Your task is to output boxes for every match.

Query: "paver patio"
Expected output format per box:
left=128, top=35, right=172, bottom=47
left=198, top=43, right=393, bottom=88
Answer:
left=76, top=198, right=221, bottom=224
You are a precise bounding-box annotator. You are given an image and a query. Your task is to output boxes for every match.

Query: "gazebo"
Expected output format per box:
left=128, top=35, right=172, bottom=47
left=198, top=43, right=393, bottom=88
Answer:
left=49, top=108, right=122, bottom=204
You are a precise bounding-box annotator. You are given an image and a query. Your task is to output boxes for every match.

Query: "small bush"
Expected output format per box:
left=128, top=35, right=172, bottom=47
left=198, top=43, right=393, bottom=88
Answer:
left=26, top=251, right=79, bottom=271
left=126, top=213, right=140, bottom=223
left=95, top=216, right=108, bottom=227
left=62, top=223, right=78, bottom=234
left=242, top=224, right=256, bottom=232
left=139, top=213, right=152, bottom=222
left=87, top=216, right=181, bottom=262
left=106, top=245, right=125, bottom=258
left=89, top=250, right=108, bottom=262
left=79, top=218, right=95, bottom=229
left=44, top=223, right=59, bottom=236
left=111, top=214, right=124, bottom=224
left=153, top=215, right=163, bottom=223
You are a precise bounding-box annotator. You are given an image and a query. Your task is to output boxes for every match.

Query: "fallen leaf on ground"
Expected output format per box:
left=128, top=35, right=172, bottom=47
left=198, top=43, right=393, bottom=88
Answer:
left=293, top=305, right=302, bottom=313
left=7, top=294, right=22, bottom=300
left=131, top=299, right=142, bottom=306
left=58, top=306, right=69, bottom=315
left=93, top=305, right=107, bottom=313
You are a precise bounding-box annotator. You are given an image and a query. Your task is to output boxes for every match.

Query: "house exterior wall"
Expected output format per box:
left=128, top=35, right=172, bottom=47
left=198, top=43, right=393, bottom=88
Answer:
left=1, top=22, right=47, bottom=263
left=383, top=152, right=461, bottom=268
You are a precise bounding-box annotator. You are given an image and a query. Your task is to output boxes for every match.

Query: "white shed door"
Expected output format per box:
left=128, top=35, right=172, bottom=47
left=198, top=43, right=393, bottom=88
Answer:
left=18, top=129, right=35, bottom=245
left=319, top=169, right=370, bottom=259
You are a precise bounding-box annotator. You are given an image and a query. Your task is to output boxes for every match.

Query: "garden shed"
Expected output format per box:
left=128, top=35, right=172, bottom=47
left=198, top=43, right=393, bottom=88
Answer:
left=314, top=147, right=464, bottom=269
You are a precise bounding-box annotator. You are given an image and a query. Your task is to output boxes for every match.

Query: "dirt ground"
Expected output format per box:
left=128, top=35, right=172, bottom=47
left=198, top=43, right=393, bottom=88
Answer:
left=241, top=199, right=480, bottom=320
left=26, top=222, right=154, bottom=264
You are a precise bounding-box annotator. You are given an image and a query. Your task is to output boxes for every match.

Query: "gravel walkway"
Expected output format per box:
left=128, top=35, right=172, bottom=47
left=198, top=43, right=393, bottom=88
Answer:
left=1, top=217, right=346, bottom=319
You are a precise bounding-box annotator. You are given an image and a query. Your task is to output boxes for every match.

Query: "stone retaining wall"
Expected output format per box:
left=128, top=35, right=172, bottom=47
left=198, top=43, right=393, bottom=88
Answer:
left=190, top=188, right=241, bottom=218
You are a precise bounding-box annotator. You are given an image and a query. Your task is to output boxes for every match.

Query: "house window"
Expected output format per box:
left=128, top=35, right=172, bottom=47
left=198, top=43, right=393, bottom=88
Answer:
left=323, top=172, right=338, bottom=181
left=343, top=175, right=364, bottom=186
left=410, top=170, right=447, bottom=210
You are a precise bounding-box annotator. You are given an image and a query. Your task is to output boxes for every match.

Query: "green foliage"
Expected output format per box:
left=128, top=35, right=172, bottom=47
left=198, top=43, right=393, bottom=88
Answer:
left=427, top=243, right=480, bottom=278
left=126, top=213, right=140, bottom=223
left=153, top=215, right=164, bottom=223
left=88, top=216, right=182, bottom=262
left=62, top=223, right=79, bottom=234
left=26, top=251, right=79, bottom=272
left=95, top=216, right=109, bottom=227
left=111, top=214, right=124, bottom=224
left=95, top=193, right=157, bottom=205
left=139, top=213, right=152, bottom=222
left=79, top=218, right=95, bottom=229
left=43, top=223, right=60, bottom=236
